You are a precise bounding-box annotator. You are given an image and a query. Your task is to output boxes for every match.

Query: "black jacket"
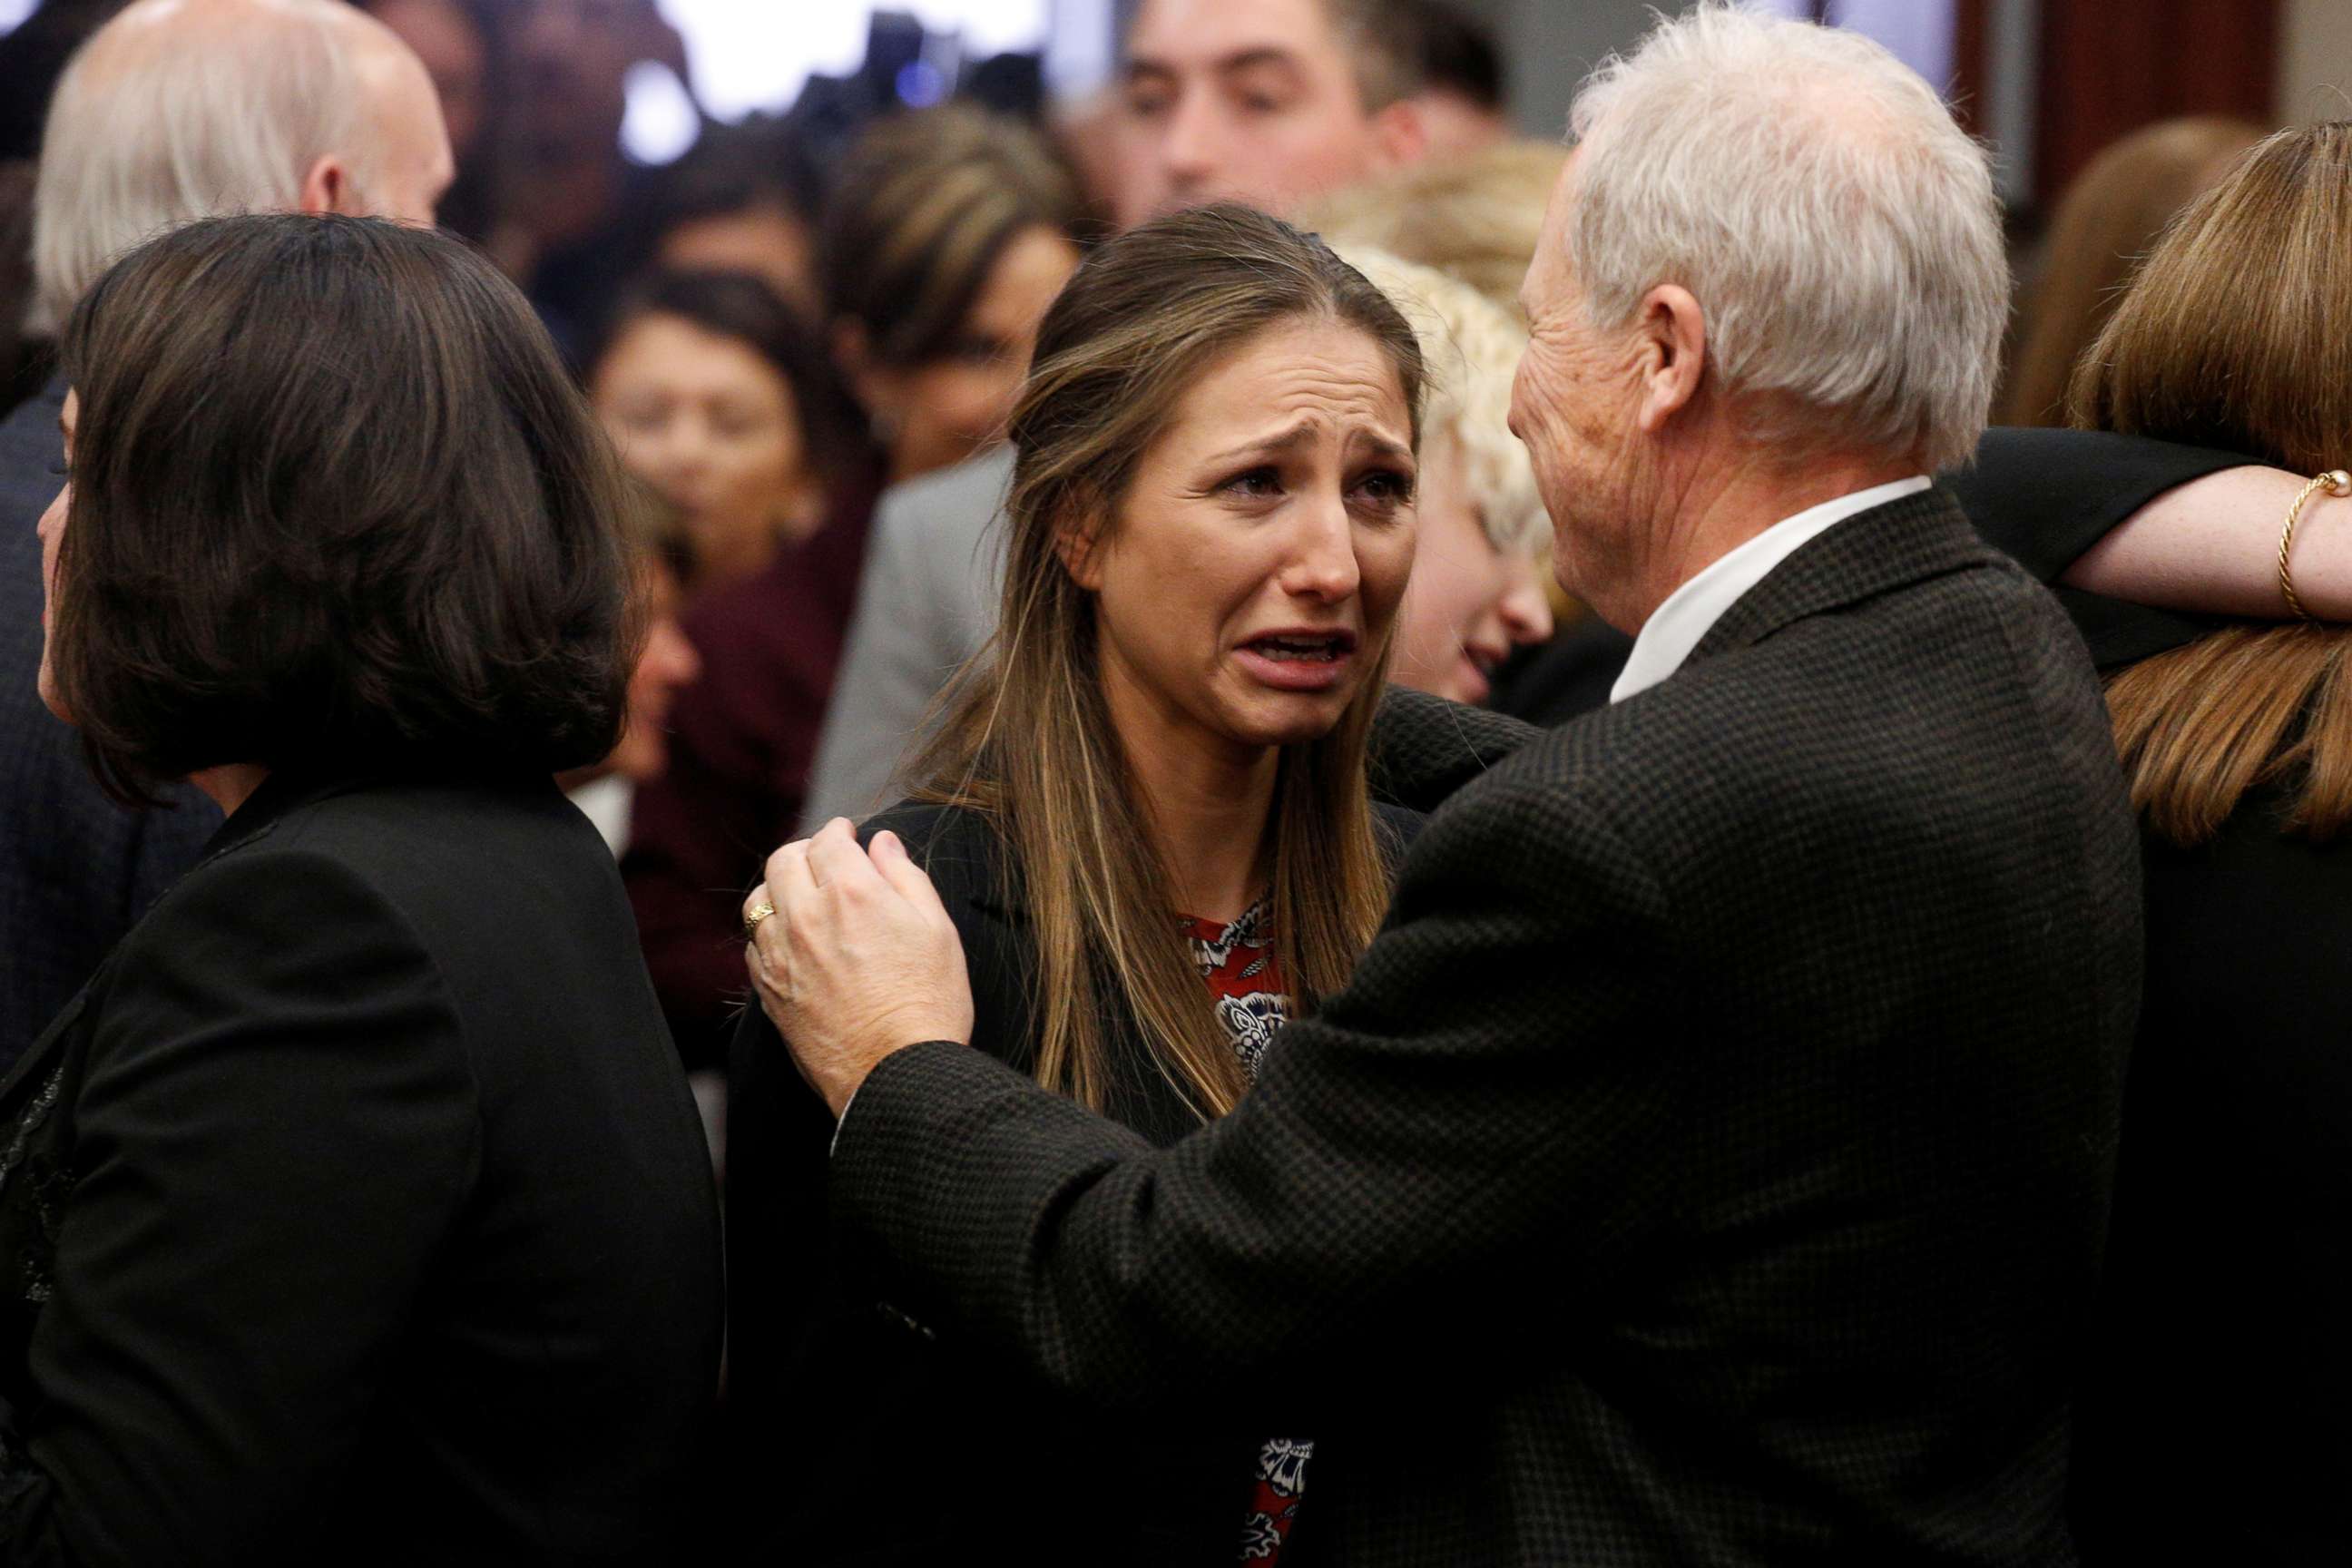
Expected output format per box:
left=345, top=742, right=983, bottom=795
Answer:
left=0, top=767, right=723, bottom=1564
left=722, top=798, right=1420, bottom=1563
left=1951, top=428, right=2348, bottom=1563
left=823, top=488, right=2143, bottom=1566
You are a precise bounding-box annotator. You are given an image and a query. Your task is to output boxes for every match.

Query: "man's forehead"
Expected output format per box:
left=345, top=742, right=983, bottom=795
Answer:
left=1521, top=158, right=1580, bottom=311
left=1127, top=0, right=1338, bottom=70
left=1542, top=150, right=1583, bottom=243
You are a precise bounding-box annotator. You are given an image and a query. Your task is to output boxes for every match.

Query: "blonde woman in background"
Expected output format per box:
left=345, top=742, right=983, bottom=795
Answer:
left=1337, top=246, right=1553, bottom=703
left=1302, top=138, right=1566, bottom=318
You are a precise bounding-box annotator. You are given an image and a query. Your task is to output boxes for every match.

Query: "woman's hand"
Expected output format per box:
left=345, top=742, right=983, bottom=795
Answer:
left=743, top=818, right=975, bottom=1118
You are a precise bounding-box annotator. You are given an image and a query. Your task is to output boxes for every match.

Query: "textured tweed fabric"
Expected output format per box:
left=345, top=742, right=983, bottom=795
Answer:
left=831, top=489, right=2140, bottom=1566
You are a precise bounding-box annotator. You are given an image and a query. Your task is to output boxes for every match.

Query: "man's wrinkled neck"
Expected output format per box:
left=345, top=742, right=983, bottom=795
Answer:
left=1607, top=433, right=1924, bottom=634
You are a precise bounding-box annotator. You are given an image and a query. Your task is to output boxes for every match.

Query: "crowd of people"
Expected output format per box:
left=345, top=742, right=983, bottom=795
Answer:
left=0, top=0, right=2343, bottom=1562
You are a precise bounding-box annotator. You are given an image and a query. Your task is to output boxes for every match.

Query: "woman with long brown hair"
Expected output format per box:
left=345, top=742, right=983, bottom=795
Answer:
left=721, top=203, right=1424, bottom=1564
left=2010, top=122, right=2352, bottom=1563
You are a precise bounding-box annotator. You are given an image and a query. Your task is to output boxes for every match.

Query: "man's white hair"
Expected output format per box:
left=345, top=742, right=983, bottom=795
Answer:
left=28, top=0, right=380, bottom=334
left=1334, top=244, right=1547, bottom=558
left=1566, top=4, right=2005, bottom=471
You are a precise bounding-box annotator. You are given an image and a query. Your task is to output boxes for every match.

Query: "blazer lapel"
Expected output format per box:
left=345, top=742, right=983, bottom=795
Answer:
left=1685, top=486, right=2001, bottom=673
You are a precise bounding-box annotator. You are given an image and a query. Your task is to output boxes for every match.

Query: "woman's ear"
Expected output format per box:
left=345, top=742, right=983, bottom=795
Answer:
left=1053, top=516, right=1105, bottom=590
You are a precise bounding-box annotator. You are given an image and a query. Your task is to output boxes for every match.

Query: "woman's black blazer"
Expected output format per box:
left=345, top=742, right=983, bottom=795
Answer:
left=722, top=798, right=1420, bottom=1564
left=1950, top=430, right=2352, bottom=1563
left=0, top=766, right=723, bottom=1564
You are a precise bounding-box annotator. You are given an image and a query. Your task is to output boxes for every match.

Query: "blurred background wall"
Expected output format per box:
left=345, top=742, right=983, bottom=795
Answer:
left=2283, top=0, right=2352, bottom=122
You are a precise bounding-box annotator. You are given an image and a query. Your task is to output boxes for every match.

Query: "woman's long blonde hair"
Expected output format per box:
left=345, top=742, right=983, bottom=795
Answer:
left=914, top=204, right=1425, bottom=1121
left=2068, top=122, right=2352, bottom=846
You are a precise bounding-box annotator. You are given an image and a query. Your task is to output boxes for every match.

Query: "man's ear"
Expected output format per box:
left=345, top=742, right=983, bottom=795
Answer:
left=1633, top=284, right=1707, bottom=436
left=298, top=153, right=351, bottom=216
left=1367, top=99, right=1428, bottom=173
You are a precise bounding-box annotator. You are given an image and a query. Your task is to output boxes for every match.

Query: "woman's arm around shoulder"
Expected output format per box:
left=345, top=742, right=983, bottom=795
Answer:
left=1955, top=427, right=2352, bottom=619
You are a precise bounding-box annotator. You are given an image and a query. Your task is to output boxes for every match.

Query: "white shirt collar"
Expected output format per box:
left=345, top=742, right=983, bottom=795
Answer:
left=1608, top=475, right=1932, bottom=704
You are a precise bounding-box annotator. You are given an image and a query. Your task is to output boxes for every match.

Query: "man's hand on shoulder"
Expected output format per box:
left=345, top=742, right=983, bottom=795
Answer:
left=743, top=818, right=975, bottom=1118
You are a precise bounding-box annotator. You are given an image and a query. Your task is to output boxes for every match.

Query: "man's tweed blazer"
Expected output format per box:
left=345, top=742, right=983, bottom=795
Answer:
left=827, top=487, right=2141, bottom=1566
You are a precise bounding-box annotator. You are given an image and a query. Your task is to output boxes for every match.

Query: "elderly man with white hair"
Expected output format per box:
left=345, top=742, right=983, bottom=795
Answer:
left=0, top=0, right=451, bottom=1063
left=748, top=8, right=2137, bottom=1564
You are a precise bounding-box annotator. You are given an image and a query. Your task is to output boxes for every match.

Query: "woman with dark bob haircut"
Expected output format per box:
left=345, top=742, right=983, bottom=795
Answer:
left=7, top=212, right=720, bottom=1561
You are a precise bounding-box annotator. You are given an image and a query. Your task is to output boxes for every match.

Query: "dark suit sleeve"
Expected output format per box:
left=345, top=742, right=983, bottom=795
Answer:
left=1947, top=427, right=2255, bottom=582
left=1366, top=686, right=1543, bottom=813
left=828, top=775, right=1685, bottom=1422
left=0, top=849, right=478, bottom=1564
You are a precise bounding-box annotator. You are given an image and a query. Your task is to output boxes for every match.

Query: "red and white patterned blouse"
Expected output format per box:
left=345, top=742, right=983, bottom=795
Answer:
left=1178, top=898, right=1311, bottom=1564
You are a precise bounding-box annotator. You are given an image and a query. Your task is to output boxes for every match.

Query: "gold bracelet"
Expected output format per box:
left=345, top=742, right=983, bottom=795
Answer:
left=2278, top=469, right=2352, bottom=621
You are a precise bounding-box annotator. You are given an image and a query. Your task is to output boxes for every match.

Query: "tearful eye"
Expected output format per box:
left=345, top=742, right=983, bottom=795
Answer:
left=1353, top=469, right=1414, bottom=509
left=1222, top=466, right=1282, bottom=500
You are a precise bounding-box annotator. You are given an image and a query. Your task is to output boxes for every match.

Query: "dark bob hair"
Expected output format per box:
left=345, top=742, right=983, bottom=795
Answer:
left=587, top=267, right=859, bottom=490
left=53, top=212, right=638, bottom=798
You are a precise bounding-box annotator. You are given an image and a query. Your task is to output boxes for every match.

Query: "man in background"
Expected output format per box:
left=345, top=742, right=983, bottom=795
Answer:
left=491, top=0, right=691, bottom=357
left=1108, top=0, right=1430, bottom=227
left=799, top=0, right=1437, bottom=826
left=0, top=0, right=453, bottom=1066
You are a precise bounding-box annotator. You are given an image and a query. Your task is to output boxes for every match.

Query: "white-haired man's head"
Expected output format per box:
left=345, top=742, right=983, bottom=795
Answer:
left=28, top=0, right=453, bottom=333
left=1509, top=5, right=2005, bottom=620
